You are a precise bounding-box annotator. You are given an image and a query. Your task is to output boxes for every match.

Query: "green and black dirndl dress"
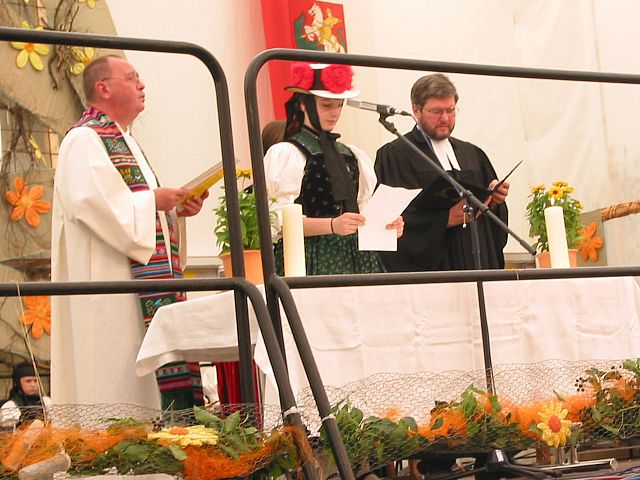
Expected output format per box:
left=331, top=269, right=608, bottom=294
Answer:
left=274, top=127, right=383, bottom=275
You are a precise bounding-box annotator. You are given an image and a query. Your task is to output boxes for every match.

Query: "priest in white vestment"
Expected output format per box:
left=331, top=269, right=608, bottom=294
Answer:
left=51, top=56, right=208, bottom=408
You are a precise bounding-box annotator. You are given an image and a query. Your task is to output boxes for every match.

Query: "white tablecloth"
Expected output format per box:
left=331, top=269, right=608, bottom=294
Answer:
left=136, top=277, right=640, bottom=399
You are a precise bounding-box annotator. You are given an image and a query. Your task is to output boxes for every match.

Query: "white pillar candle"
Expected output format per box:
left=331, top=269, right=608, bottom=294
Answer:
left=282, top=203, right=306, bottom=276
left=544, top=206, right=570, bottom=268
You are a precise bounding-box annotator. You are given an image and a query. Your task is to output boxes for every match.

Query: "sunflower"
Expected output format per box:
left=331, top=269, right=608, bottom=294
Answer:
left=537, top=401, right=572, bottom=448
left=10, top=21, right=49, bottom=71
left=20, top=296, right=51, bottom=339
left=236, top=168, right=252, bottom=179
left=148, top=425, right=219, bottom=447
left=531, top=184, right=545, bottom=193
left=552, top=181, right=568, bottom=188
left=548, top=187, right=563, bottom=199
left=4, top=177, right=52, bottom=228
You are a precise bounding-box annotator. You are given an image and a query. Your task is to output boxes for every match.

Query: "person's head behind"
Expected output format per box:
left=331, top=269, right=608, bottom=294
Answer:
left=411, top=73, right=459, bottom=141
left=82, top=55, right=146, bottom=129
left=261, top=120, right=286, bottom=155
left=284, top=63, right=359, bottom=136
left=11, top=362, right=39, bottom=398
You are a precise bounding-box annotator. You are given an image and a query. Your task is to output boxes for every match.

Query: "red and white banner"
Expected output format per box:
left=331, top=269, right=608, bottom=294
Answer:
left=261, top=0, right=348, bottom=118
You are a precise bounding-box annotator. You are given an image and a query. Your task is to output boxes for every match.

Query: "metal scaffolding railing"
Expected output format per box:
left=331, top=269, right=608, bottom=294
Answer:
left=244, top=48, right=640, bottom=478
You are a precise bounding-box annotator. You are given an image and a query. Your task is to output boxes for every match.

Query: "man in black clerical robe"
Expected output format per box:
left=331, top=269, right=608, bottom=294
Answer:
left=375, top=74, right=509, bottom=271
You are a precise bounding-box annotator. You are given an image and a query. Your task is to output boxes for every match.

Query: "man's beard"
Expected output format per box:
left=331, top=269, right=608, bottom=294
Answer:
left=422, top=121, right=454, bottom=141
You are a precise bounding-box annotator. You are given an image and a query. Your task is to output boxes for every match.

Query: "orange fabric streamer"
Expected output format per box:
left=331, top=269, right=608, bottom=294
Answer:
left=0, top=425, right=148, bottom=472
left=182, top=425, right=310, bottom=480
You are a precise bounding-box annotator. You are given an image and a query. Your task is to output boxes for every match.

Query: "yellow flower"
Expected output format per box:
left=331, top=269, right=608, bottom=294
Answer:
left=236, top=168, right=252, bottom=179
left=11, top=21, right=49, bottom=71
left=552, top=181, right=568, bottom=188
left=148, top=425, right=219, bottom=447
left=4, top=177, right=52, bottom=228
left=78, top=0, right=96, bottom=7
left=531, top=184, right=545, bottom=193
left=537, top=401, right=572, bottom=448
left=28, top=136, right=44, bottom=162
left=70, top=46, right=95, bottom=75
left=20, top=296, right=51, bottom=339
left=562, top=186, right=574, bottom=194
left=548, top=187, right=563, bottom=199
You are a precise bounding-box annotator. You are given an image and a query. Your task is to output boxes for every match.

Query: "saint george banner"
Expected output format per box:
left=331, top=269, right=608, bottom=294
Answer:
left=261, top=0, right=348, bottom=119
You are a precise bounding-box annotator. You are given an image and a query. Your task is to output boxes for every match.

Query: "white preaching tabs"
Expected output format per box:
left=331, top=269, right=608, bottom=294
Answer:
left=358, top=184, right=421, bottom=251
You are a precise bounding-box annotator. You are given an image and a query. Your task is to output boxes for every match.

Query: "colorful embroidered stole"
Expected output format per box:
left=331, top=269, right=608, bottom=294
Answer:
left=75, top=107, right=203, bottom=409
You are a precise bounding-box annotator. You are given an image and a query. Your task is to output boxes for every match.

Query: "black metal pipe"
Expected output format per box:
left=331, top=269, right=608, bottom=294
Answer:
left=270, top=275, right=355, bottom=480
left=249, top=48, right=640, bottom=84
left=0, top=26, right=255, bottom=403
left=281, top=265, right=640, bottom=289
left=0, top=278, right=237, bottom=296
left=238, top=279, right=319, bottom=480
left=244, top=48, right=640, bottom=475
left=244, top=48, right=640, bottom=297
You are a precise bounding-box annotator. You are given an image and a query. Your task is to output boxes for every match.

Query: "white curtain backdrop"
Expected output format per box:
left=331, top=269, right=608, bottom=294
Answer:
left=106, top=0, right=640, bottom=265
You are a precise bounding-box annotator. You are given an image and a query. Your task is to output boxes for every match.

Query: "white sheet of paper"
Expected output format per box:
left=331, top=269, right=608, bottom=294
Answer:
left=358, top=184, right=422, bottom=251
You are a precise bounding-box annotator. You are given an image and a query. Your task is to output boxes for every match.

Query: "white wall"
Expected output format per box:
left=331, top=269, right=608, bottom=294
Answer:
left=337, top=0, right=640, bottom=265
left=108, top=0, right=640, bottom=266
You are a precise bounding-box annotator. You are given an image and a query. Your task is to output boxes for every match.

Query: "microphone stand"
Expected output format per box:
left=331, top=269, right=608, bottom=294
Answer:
left=377, top=114, right=555, bottom=480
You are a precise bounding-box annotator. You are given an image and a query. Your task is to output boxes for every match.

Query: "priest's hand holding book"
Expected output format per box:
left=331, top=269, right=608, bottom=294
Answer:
left=487, top=178, right=510, bottom=207
left=154, top=187, right=209, bottom=217
left=446, top=179, right=509, bottom=227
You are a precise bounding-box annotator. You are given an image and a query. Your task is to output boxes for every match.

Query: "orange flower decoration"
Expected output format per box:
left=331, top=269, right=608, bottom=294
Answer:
left=20, top=296, right=51, bottom=339
left=578, top=222, right=604, bottom=261
left=380, top=406, right=401, bottom=421
left=562, top=394, right=596, bottom=422
left=4, top=177, right=51, bottom=228
left=421, top=409, right=467, bottom=440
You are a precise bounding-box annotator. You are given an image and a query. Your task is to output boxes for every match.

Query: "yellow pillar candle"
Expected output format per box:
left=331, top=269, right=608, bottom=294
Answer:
left=282, top=203, right=306, bottom=276
left=544, top=205, right=570, bottom=268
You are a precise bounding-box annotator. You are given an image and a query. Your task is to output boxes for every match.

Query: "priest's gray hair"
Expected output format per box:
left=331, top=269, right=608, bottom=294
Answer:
left=82, top=55, right=121, bottom=103
left=410, top=73, right=459, bottom=108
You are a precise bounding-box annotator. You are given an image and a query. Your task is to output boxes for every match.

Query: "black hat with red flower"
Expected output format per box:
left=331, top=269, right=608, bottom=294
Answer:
left=286, top=62, right=359, bottom=99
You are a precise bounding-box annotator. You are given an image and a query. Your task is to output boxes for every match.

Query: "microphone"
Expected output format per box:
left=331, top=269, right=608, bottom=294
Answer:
left=346, top=99, right=412, bottom=117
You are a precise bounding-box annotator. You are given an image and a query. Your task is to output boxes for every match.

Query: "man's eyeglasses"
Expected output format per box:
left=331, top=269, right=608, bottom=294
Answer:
left=101, top=72, right=141, bottom=84
left=425, top=107, right=459, bottom=117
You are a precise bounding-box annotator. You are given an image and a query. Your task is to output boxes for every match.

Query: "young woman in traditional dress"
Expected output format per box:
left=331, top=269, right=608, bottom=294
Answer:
left=264, top=62, right=403, bottom=275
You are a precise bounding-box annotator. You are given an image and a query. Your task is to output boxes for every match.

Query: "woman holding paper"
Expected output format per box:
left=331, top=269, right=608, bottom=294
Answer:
left=264, top=62, right=403, bottom=275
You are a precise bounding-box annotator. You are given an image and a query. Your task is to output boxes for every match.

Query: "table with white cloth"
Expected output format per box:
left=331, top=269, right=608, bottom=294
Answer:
left=136, top=277, right=640, bottom=401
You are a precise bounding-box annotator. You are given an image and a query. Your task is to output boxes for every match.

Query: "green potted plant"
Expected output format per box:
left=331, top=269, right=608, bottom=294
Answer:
left=213, top=169, right=272, bottom=282
left=525, top=181, right=584, bottom=266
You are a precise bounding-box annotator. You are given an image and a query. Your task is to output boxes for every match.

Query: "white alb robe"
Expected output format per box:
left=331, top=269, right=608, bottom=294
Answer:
left=51, top=125, right=168, bottom=409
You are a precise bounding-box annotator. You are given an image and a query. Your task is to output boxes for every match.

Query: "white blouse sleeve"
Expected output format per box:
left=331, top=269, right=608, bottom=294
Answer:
left=263, top=142, right=307, bottom=236
left=0, top=400, right=20, bottom=428
left=263, top=142, right=379, bottom=234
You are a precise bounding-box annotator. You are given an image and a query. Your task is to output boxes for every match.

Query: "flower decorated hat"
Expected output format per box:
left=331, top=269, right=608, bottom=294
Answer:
left=286, top=62, right=359, bottom=99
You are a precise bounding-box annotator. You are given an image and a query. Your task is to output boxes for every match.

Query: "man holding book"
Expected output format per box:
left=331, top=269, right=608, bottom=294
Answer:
left=51, top=56, right=208, bottom=410
left=375, top=73, right=509, bottom=271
